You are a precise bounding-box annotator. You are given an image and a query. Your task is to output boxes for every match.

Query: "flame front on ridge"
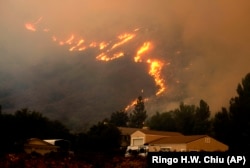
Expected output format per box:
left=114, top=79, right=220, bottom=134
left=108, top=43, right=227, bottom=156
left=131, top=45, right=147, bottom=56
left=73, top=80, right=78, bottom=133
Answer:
left=24, top=17, right=168, bottom=111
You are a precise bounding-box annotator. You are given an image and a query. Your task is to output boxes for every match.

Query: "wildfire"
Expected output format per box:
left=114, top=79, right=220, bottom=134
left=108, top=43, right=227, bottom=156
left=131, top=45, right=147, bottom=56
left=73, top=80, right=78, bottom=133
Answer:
left=24, top=17, right=168, bottom=110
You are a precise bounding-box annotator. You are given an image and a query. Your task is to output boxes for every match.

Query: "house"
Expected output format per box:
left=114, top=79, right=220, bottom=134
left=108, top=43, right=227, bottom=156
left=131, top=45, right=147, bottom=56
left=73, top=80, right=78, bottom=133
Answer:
left=121, top=127, right=229, bottom=152
left=130, top=129, right=183, bottom=146
left=24, top=138, right=71, bottom=155
left=24, top=138, right=59, bottom=155
left=148, top=135, right=228, bottom=152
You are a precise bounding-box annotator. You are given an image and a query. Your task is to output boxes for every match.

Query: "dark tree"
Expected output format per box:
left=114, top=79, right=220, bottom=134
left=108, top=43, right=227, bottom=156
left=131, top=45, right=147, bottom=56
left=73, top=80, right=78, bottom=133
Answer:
left=212, top=107, right=231, bottom=146
left=174, top=102, right=195, bottom=135
left=109, top=110, right=129, bottom=127
left=193, top=100, right=211, bottom=134
left=129, top=96, right=147, bottom=128
left=87, top=122, right=121, bottom=151
left=0, top=113, right=15, bottom=153
left=228, top=73, right=250, bottom=152
left=13, top=108, right=70, bottom=139
left=212, top=73, right=250, bottom=152
left=147, top=111, right=177, bottom=131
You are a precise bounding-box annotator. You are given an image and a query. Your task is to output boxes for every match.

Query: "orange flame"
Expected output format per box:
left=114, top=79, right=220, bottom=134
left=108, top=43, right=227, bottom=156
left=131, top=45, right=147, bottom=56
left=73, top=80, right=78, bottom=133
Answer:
left=125, top=97, right=149, bottom=111
left=69, top=46, right=76, bottom=51
left=111, top=33, right=135, bottom=49
left=96, top=52, right=124, bottom=61
left=134, top=42, right=166, bottom=96
left=99, top=42, right=109, bottom=50
left=147, top=59, right=166, bottom=95
left=134, top=42, right=152, bottom=62
left=76, top=39, right=85, bottom=46
left=125, top=99, right=137, bottom=111
left=78, top=46, right=86, bottom=51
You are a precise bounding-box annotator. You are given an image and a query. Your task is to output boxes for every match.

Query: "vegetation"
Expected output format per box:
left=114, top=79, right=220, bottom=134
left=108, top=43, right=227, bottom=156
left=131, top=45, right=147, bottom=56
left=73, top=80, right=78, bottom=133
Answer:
left=0, top=108, right=71, bottom=154
left=109, top=110, right=129, bottom=127
left=128, top=96, right=147, bottom=128
left=0, top=72, right=250, bottom=166
left=147, top=99, right=211, bottom=135
left=85, top=122, right=121, bottom=151
left=213, top=73, right=250, bottom=152
left=107, top=96, right=147, bottom=128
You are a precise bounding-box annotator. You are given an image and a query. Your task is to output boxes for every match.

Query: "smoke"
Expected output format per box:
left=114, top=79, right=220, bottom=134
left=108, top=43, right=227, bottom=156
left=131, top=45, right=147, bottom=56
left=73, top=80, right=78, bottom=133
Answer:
left=1, top=0, right=250, bottom=129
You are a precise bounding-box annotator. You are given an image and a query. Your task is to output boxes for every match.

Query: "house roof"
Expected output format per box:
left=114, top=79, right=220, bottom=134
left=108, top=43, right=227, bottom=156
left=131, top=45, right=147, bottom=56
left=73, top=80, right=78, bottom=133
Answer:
left=118, top=127, right=140, bottom=135
left=25, top=138, right=55, bottom=146
left=118, top=127, right=183, bottom=136
left=148, top=135, right=207, bottom=144
left=136, top=129, right=183, bottom=136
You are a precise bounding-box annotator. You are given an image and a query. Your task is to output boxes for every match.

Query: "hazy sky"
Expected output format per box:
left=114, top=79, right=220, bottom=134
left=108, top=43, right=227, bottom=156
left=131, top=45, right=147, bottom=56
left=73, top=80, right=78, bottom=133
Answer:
left=1, top=0, right=250, bottom=125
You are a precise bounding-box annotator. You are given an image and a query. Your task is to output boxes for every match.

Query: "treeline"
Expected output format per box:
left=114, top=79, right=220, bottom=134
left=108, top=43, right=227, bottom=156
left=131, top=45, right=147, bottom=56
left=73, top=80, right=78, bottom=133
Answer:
left=0, top=73, right=250, bottom=154
left=147, top=100, right=210, bottom=135
left=0, top=107, right=121, bottom=155
left=0, top=97, right=148, bottom=156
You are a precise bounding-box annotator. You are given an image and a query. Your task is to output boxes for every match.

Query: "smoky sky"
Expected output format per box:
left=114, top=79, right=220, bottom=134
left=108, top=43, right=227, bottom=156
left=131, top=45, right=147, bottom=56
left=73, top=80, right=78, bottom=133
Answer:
left=1, top=0, right=250, bottom=128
